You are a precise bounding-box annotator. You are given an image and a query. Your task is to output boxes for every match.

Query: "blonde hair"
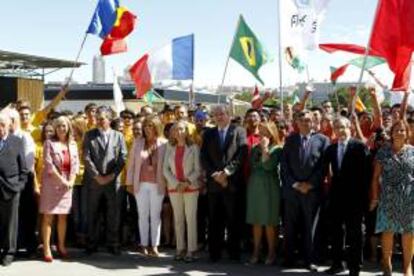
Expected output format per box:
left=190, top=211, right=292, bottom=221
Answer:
left=71, top=115, right=87, bottom=142
left=169, top=120, right=193, bottom=146
left=53, top=116, right=73, bottom=142
left=142, top=115, right=162, bottom=139
left=260, top=121, right=281, bottom=146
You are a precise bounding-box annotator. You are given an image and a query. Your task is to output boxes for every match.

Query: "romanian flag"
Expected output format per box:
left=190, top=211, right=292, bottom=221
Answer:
left=87, top=0, right=136, bottom=56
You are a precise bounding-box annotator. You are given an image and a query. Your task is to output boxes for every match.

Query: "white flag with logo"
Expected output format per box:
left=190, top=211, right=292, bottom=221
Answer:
left=280, top=0, right=330, bottom=51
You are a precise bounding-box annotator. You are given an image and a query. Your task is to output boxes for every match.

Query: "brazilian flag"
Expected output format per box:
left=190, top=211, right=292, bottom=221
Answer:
left=229, top=15, right=268, bottom=84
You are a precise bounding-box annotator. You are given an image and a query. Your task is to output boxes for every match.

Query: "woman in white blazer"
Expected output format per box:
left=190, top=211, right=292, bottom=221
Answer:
left=163, top=120, right=201, bottom=262
left=126, top=115, right=166, bottom=257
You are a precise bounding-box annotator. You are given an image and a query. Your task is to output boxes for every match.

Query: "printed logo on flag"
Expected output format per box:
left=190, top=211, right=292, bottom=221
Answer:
left=295, top=0, right=311, bottom=8
left=239, top=37, right=256, bottom=67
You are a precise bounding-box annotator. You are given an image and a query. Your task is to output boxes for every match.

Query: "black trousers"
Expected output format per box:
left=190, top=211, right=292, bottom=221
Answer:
left=329, top=205, right=364, bottom=272
left=0, top=193, right=20, bottom=256
left=283, top=189, right=320, bottom=264
left=87, top=183, right=122, bottom=249
left=207, top=191, right=241, bottom=260
left=17, top=172, right=38, bottom=253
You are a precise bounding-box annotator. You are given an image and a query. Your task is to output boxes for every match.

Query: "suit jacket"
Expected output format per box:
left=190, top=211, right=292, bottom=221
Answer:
left=200, top=124, right=248, bottom=193
left=42, top=139, right=80, bottom=185
left=281, top=132, right=330, bottom=193
left=83, top=128, right=127, bottom=186
left=125, top=137, right=167, bottom=195
left=163, top=143, right=201, bottom=189
left=0, top=134, right=29, bottom=200
left=324, top=138, right=371, bottom=211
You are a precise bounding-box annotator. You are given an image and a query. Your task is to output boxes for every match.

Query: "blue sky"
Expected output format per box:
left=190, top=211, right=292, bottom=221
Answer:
left=0, top=0, right=385, bottom=88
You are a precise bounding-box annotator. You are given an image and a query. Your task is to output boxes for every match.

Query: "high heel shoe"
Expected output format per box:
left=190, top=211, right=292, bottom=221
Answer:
left=43, top=255, right=53, bottom=263
left=57, top=247, right=69, bottom=259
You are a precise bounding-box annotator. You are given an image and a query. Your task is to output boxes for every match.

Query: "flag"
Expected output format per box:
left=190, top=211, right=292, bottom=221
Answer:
left=330, top=64, right=349, bottom=84
left=369, top=0, right=414, bottom=91
left=87, top=0, right=136, bottom=56
left=285, top=47, right=305, bottom=73
left=348, top=56, right=385, bottom=70
left=251, top=86, right=261, bottom=109
left=319, top=43, right=380, bottom=56
left=112, top=70, right=125, bottom=114
left=229, top=15, right=268, bottom=84
left=280, top=0, right=330, bottom=51
left=130, top=34, right=194, bottom=98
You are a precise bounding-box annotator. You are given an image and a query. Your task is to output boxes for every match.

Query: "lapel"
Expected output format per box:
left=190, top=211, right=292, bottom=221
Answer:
left=0, top=136, right=10, bottom=155
left=96, top=129, right=106, bottom=152
left=183, top=145, right=191, bottom=170
left=50, top=141, right=63, bottom=166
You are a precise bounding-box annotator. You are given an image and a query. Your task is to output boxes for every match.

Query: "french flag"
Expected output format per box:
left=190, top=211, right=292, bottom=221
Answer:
left=130, top=34, right=194, bottom=98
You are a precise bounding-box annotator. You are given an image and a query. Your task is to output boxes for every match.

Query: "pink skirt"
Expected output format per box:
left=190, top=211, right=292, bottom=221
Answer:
left=39, top=173, right=72, bottom=214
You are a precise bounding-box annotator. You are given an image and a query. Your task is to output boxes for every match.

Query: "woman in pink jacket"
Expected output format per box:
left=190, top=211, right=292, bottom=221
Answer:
left=126, top=115, right=167, bottom=257
left=39, top=116, right=79, bottom=262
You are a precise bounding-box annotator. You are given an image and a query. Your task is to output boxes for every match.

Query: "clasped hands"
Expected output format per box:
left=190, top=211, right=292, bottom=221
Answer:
left=211, top=171, right=228, bottom=188
left=176, top=180, right=191, bottom=193
left=293, top=181, right=312, bottom=194
left=95, top=174, right=115, bottom=185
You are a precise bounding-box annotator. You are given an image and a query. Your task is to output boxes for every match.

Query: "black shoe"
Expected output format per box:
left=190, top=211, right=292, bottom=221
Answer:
left=85, top=247, right=97, bottom=255
left=2, top=255, right=14, bottom=267
left=348, top=270, right=360, bottom=276
left=208, top=255, right=220, bottom=263
left=108, top=246, right=121, bottom=256
left=325, top=264, right=346, bottom=275
left=281, top=260, right=296, bottom=268
left=305, top=263, right=319, bottom=272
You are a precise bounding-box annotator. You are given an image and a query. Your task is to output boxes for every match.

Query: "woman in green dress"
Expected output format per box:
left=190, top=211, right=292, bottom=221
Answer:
left=246, top=121, right=282, bottom=265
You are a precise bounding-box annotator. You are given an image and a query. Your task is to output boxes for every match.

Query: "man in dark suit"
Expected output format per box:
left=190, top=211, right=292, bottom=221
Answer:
left=281, top=110, right=330, bottom=271
left=323, top=116, right=370, bottom=276
left=0, top=113, right=28, bottom=266
left=200, top=105, right=247, bottom=262
left=83, top=106, right=127, bottom=255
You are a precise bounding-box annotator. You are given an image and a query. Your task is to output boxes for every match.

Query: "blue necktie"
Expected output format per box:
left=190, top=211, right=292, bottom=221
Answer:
left=219, top=129, right=226, bottom=149
left=300, top=136, right=308, bottom=165
left=338, top=142, right=345, bottom=169
left=0, top=139, right=4, bottom=151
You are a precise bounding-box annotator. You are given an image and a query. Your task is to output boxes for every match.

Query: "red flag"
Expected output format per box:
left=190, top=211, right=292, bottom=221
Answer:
left=129, top=54, right=152, bottom=98
left=251, top=86, right=261, bottom=109
left=369, top=0, right=414, bottom=91
left=110, top=8, right=137, bottom=39
left=100, top=37, right=127, bottom=56
left=330, top=64, right=349, bottom=84
left=319, top=43, right=381, bottom=56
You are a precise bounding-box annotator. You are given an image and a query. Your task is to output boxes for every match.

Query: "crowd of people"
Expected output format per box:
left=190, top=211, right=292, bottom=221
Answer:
left=0, top=85, right=413, bottom=276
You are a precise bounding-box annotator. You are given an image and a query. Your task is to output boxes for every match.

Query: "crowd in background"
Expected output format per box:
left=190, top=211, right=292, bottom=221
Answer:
left=0, top=85, right=413, bottom=276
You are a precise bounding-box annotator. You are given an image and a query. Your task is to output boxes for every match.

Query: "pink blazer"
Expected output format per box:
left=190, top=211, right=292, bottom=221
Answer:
left=126, top=137, right=167, bottom=195
left=42, top=139, right=80, bottom=184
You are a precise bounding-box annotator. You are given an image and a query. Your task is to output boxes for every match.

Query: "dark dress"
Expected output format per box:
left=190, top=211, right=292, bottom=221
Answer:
left=246, top=145, right=282, bottom=226
left=375, top=144, right=414, bottom=233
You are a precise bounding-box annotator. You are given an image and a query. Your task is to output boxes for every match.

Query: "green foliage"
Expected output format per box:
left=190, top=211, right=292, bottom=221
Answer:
left=328, top=86, right=373, bottom=111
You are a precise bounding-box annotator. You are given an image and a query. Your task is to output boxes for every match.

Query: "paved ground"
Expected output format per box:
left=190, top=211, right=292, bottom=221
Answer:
left=0, top=249, right=404, bottom=275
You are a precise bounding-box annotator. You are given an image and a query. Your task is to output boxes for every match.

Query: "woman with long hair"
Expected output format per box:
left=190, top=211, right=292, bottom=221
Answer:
left=39, top=116, right=79, bottom=262
left=126, top=115, right=167, bottom=257
left=246, top=122, right=282, bottom=265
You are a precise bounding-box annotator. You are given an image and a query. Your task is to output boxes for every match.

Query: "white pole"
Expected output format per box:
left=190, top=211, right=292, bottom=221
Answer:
left=352, top=1, right=381, bottom=114
left=277, top=0, right=284, bottom=115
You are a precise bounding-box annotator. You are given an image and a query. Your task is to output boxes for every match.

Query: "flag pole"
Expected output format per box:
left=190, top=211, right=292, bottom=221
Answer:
left=277, top=0, right=284, bottom=115
left=67, top=33, right=88, bottom=85
left=218, top=15, right=242, bottom=104
left=352, top=1, right=381, bottom=114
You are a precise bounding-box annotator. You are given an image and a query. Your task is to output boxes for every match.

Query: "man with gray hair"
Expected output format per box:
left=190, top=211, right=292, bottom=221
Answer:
left=0, top=112, right=28, bottom=266
left=83, top=106, right=127, bottom=255
left=200, top=104, right=247, bottom=262
left=323, top=116, right=371, bottom=276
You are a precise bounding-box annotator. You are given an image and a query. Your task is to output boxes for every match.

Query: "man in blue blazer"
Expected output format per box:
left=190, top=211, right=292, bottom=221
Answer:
left=281, top=110, right=330, bottom=271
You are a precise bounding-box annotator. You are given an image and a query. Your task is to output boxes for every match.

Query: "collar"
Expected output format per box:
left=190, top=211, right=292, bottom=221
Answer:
left=338, top=137, right=350, bottom=147
left=0, top=134, right=8, bottom=141
left=218, top=124, right=230, bottom=133
left=99, top=128, right=111, bottom=136
left=300, top=132, right=312, bottom=140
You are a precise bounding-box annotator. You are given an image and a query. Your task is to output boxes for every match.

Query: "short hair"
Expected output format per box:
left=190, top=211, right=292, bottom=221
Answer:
left=0, top=112, right=11, bottom=126
left=96, top=106, right=113, bottom=120
left=211, top=105, right=230, bottom=116
left=84, top=103, right=97, bottom=113
left=52, top=116, right=73, bottom=142
left=110, top=117, right=123, bottom=132
left=333, top=116, right=351, bottom=128
left=310, top=106, right=323, bottom=114
left=120, top=109, right=135, bottom=118
left=18, top=105, right=31, bottom=113
left=297, top=109, right=312, bottom=119
left=245, top=108, right=260, bottom=117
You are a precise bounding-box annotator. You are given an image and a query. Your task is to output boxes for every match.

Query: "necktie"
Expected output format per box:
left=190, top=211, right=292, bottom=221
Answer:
left=300, top=136, right=308, bottom=165
left=338, top=142, right=345, bottom=169
left=219, top=129, right=226, bottom=149
left=0, top=139, right=4, bottom=151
